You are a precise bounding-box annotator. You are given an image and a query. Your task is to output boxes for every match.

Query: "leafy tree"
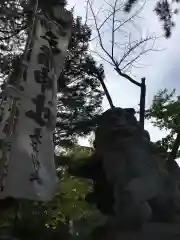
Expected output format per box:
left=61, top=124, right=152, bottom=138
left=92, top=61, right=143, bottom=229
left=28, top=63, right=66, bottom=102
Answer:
left=146, top=88, right=180, bottom=159
left=55, top=145, right=106, bottom=238
left=0, top=0, right=104, bottom=148
left=55, top=18, right=104, bottom=146
left=0, top=144, right=104, bottom=239
left=124, top=0, right=180, bottom=38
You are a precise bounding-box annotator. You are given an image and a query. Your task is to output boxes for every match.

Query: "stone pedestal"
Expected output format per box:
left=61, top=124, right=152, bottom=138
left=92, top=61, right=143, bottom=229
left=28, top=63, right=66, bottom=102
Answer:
left=114, top=223, right=180, bottom=240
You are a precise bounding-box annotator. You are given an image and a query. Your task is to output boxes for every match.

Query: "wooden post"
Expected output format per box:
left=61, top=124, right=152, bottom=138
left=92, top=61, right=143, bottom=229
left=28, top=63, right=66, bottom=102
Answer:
left=139, top=77, right=146, bottom=129
left=168, top=133, right=180, bottom=162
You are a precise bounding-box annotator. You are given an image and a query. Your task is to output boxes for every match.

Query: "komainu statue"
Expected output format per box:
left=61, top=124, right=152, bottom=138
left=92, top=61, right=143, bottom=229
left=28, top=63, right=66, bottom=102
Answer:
left=69, top=107, right=180, bottom=228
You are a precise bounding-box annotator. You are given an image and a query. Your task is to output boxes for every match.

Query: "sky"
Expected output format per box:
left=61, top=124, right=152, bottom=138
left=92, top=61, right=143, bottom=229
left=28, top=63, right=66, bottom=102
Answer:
left=66, top=0, right=180, bottom=146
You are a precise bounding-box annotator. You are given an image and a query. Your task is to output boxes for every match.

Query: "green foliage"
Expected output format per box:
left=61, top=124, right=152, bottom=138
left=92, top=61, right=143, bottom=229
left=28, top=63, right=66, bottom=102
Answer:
left=66, top=149, right=115, bottom=217
left=0, top=145, right=103, bottom=239
left=58, top=146, right=107, bottom=238
left=55, top=17, right=104, bottom=147
left=154, top=0, right=175, bottom=38
left=124, top=0, right=179, bottom=38
left=51, top=173, right=92, bottom=223
left=146, top=88, right=180, bottom=156
left=146, top=89, right=177, bottom=130
left=48, top=145, right=94, bottom=226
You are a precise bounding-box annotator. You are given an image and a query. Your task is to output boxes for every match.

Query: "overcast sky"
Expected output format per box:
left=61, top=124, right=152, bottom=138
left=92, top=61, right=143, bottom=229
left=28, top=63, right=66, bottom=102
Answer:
left=67, top=0, right=180, bottom=145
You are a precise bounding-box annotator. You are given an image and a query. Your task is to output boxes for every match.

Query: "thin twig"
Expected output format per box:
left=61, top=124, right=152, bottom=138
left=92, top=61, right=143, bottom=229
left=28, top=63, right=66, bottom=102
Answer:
left=118, top=36, right=155, bottom=67
left=88, top=0, right=155, bottom=87
left=114, top=3, right=145, bottom=32
left=85, top=0, right=89, bottom=26
left=121, top=48, right=153, bottom=71
left=111, top=0, right=118, bottom=59
left=87, top=0, right=116, bottom=107
left=88, top=0, right=115, bottom=61
left=90, top=50, right=115, bottom=66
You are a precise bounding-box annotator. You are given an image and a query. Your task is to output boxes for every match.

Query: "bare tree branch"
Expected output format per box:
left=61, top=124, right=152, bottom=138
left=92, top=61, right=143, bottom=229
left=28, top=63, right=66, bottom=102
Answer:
left=118, top=36, right=155, bottom=67
left=85, top=0, right=89, bottom=26
left=88, top=0, right=113, bottom=62
left=115, top=65, right=141, bottom=86
left=90, top=50, right=115, bottom=66
left=114, top=3, right=145, bottom=32
left=121, top=48, right=152, bottom=71
left=87, top=0, right=156, bottom=88
left=99, top=76, right=114, bottom=109
left=112, top=0, right=118, bottom=59
left=86, top=0, right=160, bottom=128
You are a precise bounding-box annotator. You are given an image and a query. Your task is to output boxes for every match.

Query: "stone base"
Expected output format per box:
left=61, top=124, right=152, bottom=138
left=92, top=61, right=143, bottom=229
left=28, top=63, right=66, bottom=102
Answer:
left=114, top=223, right=180, bottom=240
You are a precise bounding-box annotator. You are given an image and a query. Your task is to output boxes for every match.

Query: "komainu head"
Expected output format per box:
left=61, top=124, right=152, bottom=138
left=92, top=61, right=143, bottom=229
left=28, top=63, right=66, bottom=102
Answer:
left=94, top=107, right=150, bottom=152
